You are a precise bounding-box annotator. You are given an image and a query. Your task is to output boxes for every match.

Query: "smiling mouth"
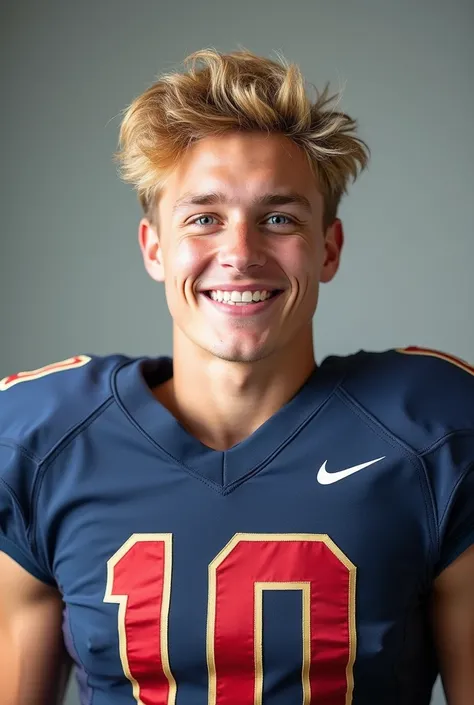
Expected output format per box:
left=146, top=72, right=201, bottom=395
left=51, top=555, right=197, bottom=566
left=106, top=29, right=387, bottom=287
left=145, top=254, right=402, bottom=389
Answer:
left=203, top=289, right=283, bottom=306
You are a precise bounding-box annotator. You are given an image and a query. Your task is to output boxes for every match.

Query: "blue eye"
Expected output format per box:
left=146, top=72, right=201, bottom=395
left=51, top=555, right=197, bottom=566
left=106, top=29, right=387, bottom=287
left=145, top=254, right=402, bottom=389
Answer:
left=192, top=215, right=217, bottom=226
left=267, top=214, right=293, bottom=225
left=189, top=213, right=296, bottom=227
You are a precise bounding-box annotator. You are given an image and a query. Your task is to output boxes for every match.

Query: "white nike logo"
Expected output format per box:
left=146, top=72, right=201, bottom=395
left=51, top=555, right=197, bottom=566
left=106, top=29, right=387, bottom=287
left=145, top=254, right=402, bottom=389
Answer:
left=317, top=456, right=385, bottom=485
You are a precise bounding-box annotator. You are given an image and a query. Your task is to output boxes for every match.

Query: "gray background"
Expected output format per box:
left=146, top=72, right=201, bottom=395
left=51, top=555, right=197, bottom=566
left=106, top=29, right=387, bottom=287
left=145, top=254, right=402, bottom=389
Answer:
left=2, top=1, right=473, bottom=703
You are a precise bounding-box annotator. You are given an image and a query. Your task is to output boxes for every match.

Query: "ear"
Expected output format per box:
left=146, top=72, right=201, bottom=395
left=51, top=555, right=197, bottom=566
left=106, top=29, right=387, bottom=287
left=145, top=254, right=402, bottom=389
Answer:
left=320, top=218, right=344, bottom=284
left=138, top=218, right=165, bottom=282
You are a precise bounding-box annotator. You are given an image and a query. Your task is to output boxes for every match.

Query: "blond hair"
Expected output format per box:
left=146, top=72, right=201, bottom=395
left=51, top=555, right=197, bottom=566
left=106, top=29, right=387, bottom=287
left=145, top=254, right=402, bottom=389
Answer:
left=117, top=48, right=369, bottom=227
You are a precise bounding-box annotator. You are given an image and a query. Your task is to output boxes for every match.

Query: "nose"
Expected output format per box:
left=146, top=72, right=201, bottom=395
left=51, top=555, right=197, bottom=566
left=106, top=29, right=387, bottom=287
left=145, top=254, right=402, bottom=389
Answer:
left=216, top=223, right=267, bottom=272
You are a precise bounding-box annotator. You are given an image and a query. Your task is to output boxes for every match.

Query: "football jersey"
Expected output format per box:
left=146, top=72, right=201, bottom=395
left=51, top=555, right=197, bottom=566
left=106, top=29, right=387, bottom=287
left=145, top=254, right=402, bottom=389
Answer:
left=1, top=347, right=474, bottom=705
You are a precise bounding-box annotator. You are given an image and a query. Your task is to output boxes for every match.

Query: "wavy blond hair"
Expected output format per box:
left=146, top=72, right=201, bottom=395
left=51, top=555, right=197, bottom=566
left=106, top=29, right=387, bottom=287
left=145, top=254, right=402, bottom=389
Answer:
left=117, top=48, right=369, bottom=227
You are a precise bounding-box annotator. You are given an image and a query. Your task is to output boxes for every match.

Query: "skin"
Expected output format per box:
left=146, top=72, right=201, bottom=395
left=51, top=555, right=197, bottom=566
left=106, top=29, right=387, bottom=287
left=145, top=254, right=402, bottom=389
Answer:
left=138, top=130, right=474, bottom=701
left=139, top=132, right=343, bottom=451
left=432, top=544, right=474, bottom=703
left=0, top=131, right=472, bottom=705
left=0, top=553, right=71, bottom=705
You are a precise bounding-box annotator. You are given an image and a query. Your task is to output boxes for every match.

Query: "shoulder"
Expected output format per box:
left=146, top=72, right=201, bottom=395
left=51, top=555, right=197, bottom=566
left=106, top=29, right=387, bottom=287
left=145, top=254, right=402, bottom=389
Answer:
left=338, top=345, right=474, bottom=448
left=0, top=353, right=132, bottom=461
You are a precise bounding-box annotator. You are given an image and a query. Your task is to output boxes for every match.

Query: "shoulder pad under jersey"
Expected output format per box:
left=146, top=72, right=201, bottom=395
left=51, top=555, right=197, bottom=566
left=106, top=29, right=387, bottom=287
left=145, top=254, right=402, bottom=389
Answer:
left=340, top=346, right=474, bottom=450
left=0, top=353, right=131, bottom=460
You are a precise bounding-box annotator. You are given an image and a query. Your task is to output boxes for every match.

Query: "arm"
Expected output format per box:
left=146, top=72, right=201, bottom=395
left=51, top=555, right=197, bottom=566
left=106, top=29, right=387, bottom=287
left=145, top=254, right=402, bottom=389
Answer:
left=432, top=544, right=474, bottom=705
left=0, top=552, right=72, bottom=705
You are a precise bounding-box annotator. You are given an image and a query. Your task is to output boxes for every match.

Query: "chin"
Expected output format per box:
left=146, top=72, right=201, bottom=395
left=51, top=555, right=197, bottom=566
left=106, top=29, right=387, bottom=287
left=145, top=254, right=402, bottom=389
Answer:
left=206, top=343, right=271, bottom=364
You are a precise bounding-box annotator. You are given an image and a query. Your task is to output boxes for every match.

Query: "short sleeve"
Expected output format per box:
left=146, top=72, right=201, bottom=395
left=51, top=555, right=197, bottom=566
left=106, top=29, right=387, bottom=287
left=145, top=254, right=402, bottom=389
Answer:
left=0, top=442, right=55, bottom=585
left=435, top=465, right=474, bottom=576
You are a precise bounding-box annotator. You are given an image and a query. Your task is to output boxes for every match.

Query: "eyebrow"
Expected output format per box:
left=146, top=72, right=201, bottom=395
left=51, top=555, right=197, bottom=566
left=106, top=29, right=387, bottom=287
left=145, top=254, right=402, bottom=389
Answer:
left=172, top=191, right=313, bottom=215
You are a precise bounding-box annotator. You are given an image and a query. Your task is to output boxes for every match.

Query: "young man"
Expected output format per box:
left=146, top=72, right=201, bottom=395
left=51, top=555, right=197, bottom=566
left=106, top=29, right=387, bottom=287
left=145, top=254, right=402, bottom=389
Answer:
left=0, top=48, right=473, bottom=705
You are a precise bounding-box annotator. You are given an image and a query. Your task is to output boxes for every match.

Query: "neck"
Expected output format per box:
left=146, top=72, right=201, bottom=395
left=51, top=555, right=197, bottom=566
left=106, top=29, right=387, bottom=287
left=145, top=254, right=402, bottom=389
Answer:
left=154, top=328, right=316, bottom=451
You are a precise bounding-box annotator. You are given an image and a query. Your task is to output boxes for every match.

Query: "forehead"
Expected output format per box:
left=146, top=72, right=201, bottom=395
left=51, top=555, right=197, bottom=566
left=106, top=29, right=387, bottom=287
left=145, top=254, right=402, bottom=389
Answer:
left=160, top=132, right=322, bottom=210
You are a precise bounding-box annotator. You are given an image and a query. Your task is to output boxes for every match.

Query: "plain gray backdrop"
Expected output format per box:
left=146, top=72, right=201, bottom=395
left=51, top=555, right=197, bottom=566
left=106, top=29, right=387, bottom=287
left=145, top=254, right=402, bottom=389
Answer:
left=2, top=1, right=473, bottom=703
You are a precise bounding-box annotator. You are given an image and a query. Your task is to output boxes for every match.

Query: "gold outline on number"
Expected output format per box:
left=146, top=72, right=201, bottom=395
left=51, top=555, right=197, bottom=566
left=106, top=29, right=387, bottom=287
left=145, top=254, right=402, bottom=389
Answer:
left=104, top=533, right=176, bottom=705
left=207, top=533, right=357, bottom=705
left=254, top=582, right=311, bottom=705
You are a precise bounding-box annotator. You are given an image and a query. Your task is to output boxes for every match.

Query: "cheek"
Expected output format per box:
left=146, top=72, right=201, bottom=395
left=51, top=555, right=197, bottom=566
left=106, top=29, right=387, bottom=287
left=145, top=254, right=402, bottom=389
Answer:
left=278, top=237, right=319, bottom=278
left=167, top=239, right=210, bottom=286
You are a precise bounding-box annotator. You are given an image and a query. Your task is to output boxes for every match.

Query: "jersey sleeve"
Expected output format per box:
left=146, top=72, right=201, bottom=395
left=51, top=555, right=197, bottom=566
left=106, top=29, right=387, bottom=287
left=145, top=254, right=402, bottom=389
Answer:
left=0, top=353, right=127, bottom=586
left=0, top=442, right=55, bottom=584
left=435, top=461, right=474, bottom=576
left=387, top=347, right=474, bottom=576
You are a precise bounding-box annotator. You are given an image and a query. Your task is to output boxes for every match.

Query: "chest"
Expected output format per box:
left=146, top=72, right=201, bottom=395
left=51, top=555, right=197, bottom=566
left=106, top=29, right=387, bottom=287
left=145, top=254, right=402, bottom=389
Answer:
left=49, top=426, right=434, bottom=704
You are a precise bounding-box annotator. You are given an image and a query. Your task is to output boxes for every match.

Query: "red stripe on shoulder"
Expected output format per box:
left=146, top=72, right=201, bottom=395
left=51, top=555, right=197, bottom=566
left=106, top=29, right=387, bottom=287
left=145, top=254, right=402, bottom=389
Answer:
left=396, top=346, right=474, bottom=376
left=0, top=355, right=92, bottom=391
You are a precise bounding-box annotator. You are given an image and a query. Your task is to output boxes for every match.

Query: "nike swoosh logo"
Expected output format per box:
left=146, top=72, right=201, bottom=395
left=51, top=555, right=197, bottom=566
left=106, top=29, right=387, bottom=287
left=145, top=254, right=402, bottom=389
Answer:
left=317, top=456, right=385, bottom=485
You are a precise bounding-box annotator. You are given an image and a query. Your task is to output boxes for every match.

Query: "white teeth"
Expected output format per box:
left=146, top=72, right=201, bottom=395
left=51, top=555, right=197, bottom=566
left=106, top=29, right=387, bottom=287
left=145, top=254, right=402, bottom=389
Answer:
left=208, top=289, right=273, bottom=304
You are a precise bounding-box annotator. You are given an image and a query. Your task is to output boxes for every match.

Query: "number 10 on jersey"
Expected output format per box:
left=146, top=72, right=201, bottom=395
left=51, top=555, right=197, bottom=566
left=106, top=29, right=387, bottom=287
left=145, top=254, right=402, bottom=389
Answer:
left=104, top=533, right=356, bottom=705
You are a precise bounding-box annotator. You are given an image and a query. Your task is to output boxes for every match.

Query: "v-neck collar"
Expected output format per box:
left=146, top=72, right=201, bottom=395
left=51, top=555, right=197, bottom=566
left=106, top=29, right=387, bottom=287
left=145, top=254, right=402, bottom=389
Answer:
left=113, top=356, right=345, bottom=492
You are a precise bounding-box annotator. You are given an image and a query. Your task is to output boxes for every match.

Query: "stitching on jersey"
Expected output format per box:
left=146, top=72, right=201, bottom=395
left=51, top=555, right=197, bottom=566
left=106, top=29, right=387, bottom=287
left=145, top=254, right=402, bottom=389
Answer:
left=432, top=460, right=474, bottom=577
left=335, top=386, right=437, bottom=585
left=0, top=475, right=27, bottom=522
left=29, top=397, right=115, bottom=563
left=112, top=387, right=226, bottom=493
left=1, top=446, right=58, bottom=584
left=110, top=353, right=352, bottom=493
left=0, top=477, right=53, bottom=583
left=114, top=377, right=341, bottom=495
left=419, top=428, right=474, bottom=456
left=221, top=393, right=336, bottom=493
left=0, top=532, right=54, bottom=585
left=37, top=396, right=115, bottom=469
left=420, top=433, right=474, bottom=571
left=111, top=355, right=349, bottom=495
left=108, top=360, right=224, bottom=490
left=0, top=437, right=42, bottom=464
left=437, top=459, right=474, bottom=528
left=0, top=466, right=47, bottom=577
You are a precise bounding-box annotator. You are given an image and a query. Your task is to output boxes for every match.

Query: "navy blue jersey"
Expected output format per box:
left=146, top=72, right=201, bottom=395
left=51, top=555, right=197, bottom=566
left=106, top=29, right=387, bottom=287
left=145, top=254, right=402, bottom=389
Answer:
left=1, top=347, right=474, bottom=705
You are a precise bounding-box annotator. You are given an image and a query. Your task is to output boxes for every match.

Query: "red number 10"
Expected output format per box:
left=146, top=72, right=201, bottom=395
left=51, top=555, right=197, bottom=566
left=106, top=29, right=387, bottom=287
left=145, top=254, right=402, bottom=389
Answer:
left=104, top=533, right=356, bottom=705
